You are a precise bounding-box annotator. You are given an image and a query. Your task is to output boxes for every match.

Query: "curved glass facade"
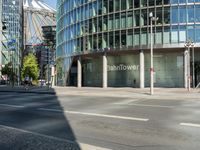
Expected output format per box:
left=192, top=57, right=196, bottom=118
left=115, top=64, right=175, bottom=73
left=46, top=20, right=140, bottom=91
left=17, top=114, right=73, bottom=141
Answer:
left=56, top=0, right=200, bottom=87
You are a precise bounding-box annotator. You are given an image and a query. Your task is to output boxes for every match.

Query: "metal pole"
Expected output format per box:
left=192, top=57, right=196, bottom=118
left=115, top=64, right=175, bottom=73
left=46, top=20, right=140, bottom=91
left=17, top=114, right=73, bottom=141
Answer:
left=150, top=17, right=154, bottom=95
left=188, top=46, right=190, bottom=91
left=47, top=48, right=50, bottom=90
left=192, top=46, right=195, bottom=88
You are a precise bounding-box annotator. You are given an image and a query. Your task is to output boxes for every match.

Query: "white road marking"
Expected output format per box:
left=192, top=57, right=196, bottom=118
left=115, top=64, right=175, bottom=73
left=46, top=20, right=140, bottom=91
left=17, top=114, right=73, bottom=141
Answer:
left=115, top=103, right=174, bottom=108
left=113, top=99, right=141, bottom=105
left=180, top=123, right=200, bottom=128
left=0, top=124, right=111, bottom=150
left=0, top=104, right=25, bottom=108
left=39, top=108, right=149, bottom=122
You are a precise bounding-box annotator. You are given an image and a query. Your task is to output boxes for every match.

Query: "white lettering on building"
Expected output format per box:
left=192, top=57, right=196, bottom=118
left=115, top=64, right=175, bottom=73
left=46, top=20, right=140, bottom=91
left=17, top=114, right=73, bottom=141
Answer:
left=107, top=64, right=139, bottom=71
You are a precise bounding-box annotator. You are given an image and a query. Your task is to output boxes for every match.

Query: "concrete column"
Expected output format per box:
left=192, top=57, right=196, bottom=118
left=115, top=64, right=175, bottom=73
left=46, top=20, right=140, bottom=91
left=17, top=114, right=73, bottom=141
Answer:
left=140, top=50, right=145, bottom=88
left=103, top=53, right=107, bottom=88
left=77, top=57, right=82, bottom=88
left=184, top=49, right=188, bottom=88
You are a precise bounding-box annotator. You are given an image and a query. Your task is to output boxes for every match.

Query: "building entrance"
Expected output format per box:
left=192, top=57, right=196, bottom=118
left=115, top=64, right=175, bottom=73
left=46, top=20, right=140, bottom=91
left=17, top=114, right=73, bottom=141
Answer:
left=195, top=62, right=200, bottom=87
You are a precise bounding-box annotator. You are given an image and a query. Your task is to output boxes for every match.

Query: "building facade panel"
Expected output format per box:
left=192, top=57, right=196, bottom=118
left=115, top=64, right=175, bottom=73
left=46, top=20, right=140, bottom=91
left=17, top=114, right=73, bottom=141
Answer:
left=56, top=0, right=200, bottom=87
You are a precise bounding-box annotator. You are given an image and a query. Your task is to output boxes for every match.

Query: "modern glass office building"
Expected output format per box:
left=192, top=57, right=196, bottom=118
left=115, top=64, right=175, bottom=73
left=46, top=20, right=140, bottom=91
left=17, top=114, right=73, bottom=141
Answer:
left=0, top=0, right=23, bottom=84
left=56, top=0, right=200, bottom=88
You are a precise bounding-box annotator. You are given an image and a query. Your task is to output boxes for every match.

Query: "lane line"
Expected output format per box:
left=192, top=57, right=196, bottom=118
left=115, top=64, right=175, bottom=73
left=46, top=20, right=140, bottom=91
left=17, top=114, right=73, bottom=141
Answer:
left=113, top=99, right=141, bottom=105
left=38, top=108, right=149, bottom=122
left=115, top=103, right=174, bottom=108
left=0, top=104, right=25, bottom=108
left=0, top=124, right=111, bottom=150
left=180, top=123, right=200, bottom=128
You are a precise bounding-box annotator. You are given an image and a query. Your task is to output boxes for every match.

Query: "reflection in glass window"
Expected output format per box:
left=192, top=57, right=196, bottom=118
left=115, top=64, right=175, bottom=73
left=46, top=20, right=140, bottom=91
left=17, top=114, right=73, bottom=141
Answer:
left=115, top=31, right=120, bottom=48
left=170, top=0, right=178, bottom=3
left=141, top=28, right=147, bottom=45
left=179, top=26, right=186, bottom=43
left=121, top=30, right=126, bottom=47
left=195, top=25, right=200, bottom=42
left=102, top=33, right=108, bottom=48
left=164, top=0, right=170, bottom=4
left=188, top=6, right=194, bottom=23
left=156, top=7, right=162, bottom=25
left=134, top=10, right=140, bottom=26
left=156, top=27, right=162, bottom=44
left=115, top=0, right=120, bottom=11
left=127, top=11, right=133, bottom=28
left=109, top=0, right=114, bottom=12
left=121, top=0, right=126, bottom=10
left=134, top=28, right=140, bottom=46
left=156, top=0, right=162, bottom=5
left=103, top=0, right=107, bottom=14
left=141, top=0, right=147, bottom=7
left=127, top=29, right=133, bottom=46
left=134, top=0, right=139, bottom=8
left=109, top=32, right=114, bottom=48
left=141, top=9, right=147, bottom=26
left=164, top=7, right=170, bottom=24
left=108, top=14, right=114, bottom=30
left=127, top=0, right=133, bottom=9
left=171, top=26, right=178, bottom=43
left=149, top=0, right=154, bottom=6
left=195, top=5, right=200, bottom=22
left=121, top=13, right=126, bottom=28
left=103, top=16, right=108, bottom=31
left=187, top=25, right=195, bottom=41
left=179, top=6, right=186, bottom=23
left=179, top=0, right=186, bottom=3
left=171, top=7, right=178, bottom=24
left=115, top=13, right=120, bottom=29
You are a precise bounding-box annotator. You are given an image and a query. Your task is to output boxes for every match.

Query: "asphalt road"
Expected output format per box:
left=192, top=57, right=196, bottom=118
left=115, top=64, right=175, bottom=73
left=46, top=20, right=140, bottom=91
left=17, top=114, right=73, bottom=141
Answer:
left=0, top=92, right=200, bottom=150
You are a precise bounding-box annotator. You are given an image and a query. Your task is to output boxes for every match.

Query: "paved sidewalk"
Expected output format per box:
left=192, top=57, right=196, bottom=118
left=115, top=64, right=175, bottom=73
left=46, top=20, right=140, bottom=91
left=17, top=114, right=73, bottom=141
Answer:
left=0, top=85, right=199, bottom=99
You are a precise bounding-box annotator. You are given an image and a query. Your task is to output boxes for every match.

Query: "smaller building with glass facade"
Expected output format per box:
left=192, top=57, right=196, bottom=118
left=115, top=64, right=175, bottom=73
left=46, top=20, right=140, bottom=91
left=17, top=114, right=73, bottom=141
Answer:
left=56, top=0, right=200, bottom=88
left=0, top=0, right=23, bottom=84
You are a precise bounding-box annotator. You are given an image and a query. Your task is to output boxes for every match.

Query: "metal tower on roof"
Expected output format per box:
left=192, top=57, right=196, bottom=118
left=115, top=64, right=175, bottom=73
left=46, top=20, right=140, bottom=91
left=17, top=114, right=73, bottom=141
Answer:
left=23, top=0, right=56, bottom=46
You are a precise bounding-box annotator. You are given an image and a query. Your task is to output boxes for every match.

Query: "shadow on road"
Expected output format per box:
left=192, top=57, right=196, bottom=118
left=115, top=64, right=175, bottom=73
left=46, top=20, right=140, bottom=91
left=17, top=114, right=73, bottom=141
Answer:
left=0, top=89, right=81, bottom=150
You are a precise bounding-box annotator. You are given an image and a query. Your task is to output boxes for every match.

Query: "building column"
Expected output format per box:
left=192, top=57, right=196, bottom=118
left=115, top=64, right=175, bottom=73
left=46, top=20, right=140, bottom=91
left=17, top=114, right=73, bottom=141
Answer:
left=140, top=50, right=145, bottom=88
left=103, top=53, right=107, bottom=88
left=77, top=57, right=82, bottom=88
left=184, top=49, right=188, bottom=88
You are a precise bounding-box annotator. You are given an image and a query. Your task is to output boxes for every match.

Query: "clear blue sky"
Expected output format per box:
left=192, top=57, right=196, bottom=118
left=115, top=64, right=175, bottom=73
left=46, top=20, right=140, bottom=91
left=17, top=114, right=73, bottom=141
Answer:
left=44, top=0, right=57, bottom=9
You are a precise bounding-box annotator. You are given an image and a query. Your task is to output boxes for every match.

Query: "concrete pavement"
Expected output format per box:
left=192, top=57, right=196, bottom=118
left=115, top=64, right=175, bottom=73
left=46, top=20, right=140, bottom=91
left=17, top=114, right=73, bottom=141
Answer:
left=1, top=85, right=199, bottom=99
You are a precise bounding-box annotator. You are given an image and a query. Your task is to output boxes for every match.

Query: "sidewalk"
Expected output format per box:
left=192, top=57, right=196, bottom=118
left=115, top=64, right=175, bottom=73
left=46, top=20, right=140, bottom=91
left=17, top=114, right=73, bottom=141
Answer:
left=0, top=85, right=199, bottom=99
left=0, top=85, right=55, bottom=94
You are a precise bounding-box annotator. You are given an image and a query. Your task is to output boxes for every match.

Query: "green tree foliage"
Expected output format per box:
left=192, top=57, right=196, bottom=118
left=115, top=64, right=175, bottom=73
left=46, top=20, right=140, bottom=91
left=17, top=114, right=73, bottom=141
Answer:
left=1, top=62, right=12, bottom=75
left=22, top=53, right=39, bottom=80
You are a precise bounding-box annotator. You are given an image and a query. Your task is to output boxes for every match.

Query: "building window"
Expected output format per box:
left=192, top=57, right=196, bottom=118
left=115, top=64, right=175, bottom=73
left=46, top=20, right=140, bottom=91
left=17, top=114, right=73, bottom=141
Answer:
left=127, top=11, right=133, bottom=28
left=121, top=0, right=127, bottom=10
left=187, top=25, right=195, bottom=41
left=164, top=7, right=170, bottom=24
left=171, top=26, right=178, bottom=43
left=127, top=0, right=133, bottom=9
left=115, top=0, right=120, bottom=11
left=127, top=29, right=133, bottom=46
left=121, top=13, right=126, bottom=28
left=179, top=6, right=186, bottom=23
left=163, top=26, right=170, bottom=44
left=188, top=6, right=194, bottom=23
left=195, top=5, right=200, bottom=22
left=171, top=6, right=178, bottom=24
left=179, top=26, right=186, bottom=43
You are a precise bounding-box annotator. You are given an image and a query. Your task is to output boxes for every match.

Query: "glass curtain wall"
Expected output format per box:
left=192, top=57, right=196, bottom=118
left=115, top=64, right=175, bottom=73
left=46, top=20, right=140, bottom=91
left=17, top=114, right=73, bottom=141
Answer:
left=57, top=0, right=200, bottom=86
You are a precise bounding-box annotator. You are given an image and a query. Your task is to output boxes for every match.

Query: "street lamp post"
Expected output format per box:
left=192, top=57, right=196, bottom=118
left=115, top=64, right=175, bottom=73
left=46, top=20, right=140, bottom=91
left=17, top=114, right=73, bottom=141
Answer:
left=149, top=12, right=158, bottom=95
left=191, top=42, right=195, bottom=88
left=184, top=40, right=194, bottom=91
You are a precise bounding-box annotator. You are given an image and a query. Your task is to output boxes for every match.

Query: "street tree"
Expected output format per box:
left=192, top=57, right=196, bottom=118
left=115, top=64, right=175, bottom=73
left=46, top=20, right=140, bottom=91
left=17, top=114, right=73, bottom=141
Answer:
left=22, top=53, right=39, bottom=80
